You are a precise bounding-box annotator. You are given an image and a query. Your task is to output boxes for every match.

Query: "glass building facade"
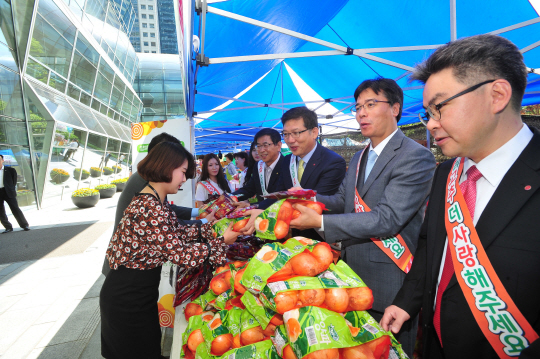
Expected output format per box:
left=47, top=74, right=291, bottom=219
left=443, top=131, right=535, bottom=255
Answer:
left=2, top=0, right=143, bottom=209
left=134, top=53, right=184, bottom=122
left=157, top=0, right=177, bottom=54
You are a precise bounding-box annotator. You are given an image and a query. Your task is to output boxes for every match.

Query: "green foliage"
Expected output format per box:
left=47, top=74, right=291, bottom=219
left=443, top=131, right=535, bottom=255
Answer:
left=111, top=177, right=128, bottom=184
left=95, top=184, right=116, bottom=189
left=72, top=188, right=99, bottom=197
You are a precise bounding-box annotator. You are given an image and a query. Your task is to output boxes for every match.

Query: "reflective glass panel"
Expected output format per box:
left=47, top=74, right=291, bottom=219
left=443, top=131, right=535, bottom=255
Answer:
left=93, top=111, right=119, bottom=138
left=94, top=72, right=112, bottom=104
left=0, top=117, right=29, bottom=145
left=0, top=0, right=16, bottom=49
left=36, top=0, right=76, bottom=44
left=49, top=72, right=67, bottom=93
left=75, top=33, right=99, bottom=67
left=80, top=91, right=91, bottom=106
left=67, top=98, right=106, bottom=135
left=0, top=67, right=25, bottom=120
left=26, top=58, right=49, bottom=84
left=0, top=41, right=18, bottom=72
left=67, top=83, right=81, bottom=101
left=0, top=144, right=36, bottom=208
left=70, top=50, right=97, bottom=94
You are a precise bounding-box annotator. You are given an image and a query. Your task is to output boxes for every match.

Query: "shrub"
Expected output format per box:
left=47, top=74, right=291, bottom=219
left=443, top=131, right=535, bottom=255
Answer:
left=50, top=168, right=69, bottom=176
left=111, top=177, right=129, bottom=184
left=72, top=188, right=99, bottom=197
left=95, top=184, right=116, bottom=190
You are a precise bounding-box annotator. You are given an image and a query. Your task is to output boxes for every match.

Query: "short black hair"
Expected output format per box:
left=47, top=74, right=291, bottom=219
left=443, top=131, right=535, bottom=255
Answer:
left=148, top=132, right=181, bottom=152
left=254, top=128, right=281, bottom=145
left=281, top=106, right=318, bottom=129
left=410, top=34, right=527, bottom=113
left=353, top=78, right=403, bottom=122
left=0, top=154, right=3, bottom=159
left=225, top=153, right=234, bottom=161
left=233, top=152, right=248, bottom=161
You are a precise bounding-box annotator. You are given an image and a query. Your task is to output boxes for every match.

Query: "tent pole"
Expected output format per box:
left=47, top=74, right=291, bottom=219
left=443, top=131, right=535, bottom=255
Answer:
left=450, top=0, right=457, bottom=41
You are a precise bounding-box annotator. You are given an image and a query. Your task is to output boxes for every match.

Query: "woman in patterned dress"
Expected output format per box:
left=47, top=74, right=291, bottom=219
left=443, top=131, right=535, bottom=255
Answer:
left=100, top=142, right=239, bottom=359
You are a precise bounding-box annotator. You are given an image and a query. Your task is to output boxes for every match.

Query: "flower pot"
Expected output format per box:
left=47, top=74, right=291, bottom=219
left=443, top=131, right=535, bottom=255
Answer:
left=74, top=169, right=90, bottom=180
left=113, top=166, right=122, bottom=174
left=90, top=169, right=102, bottom=178
left=115, top=182, right=127, bottom=192
left=103, top=168, right=113, bottom=176
left=51, top=173, right=69, bottom=184
left=72, top=193, right=100, bottom=208
left=98, top=187, right=116, bottom=198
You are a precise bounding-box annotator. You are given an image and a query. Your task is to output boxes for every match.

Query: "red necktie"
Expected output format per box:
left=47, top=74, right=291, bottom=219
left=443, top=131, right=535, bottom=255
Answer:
left=434, top=165, right=483, bottom=345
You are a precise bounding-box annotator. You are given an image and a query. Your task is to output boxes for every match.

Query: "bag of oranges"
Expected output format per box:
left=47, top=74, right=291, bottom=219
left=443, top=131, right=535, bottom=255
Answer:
left=200, top=311, right=235, bottom=357
left=181, top=315, right=204, bottom=359
left=254, top=200, right=326, bottom=240
left=240, top=238, right=335, bottom=294
left=259, top=261, right=373, bottom=314
left=214, top=339, right=279, bottom=359
left=241, top=291, right=284, bottom=332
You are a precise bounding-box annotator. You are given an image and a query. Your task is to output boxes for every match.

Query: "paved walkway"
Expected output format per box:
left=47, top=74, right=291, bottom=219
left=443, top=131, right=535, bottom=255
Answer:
left=0, top=195, right=119, bottom=359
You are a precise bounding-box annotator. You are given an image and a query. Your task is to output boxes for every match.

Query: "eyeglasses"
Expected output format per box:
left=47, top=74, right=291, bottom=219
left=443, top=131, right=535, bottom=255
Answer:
left=418, top=79, right=496, bottom=126
left=255, top=142, right=274, bottom=150
left=350, top=99, right=391, bottom=114
left=281, top=129, right=310, bottom=139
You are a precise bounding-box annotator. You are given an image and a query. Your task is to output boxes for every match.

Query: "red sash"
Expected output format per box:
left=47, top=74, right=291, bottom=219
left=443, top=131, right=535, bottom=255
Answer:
left=353, top=148, right=414, bottom=273
left=199, top=181, right=220, bottom=195
left=444, top=157, right=538, bottom=357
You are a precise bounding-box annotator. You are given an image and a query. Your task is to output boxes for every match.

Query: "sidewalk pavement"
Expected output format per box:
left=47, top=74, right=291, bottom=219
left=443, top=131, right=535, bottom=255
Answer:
left=0, top=195, right=119, bottom=359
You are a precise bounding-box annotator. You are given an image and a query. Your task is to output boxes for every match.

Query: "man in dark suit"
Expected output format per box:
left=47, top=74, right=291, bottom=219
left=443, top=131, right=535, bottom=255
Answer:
left=280, top=106, right=346, bottom=240
left=0, top=154, right=30, bottom=233
left=233, top=128, right=286, bottom=209
left=381, top=34, right=540, bottom=359
left=102, top=133, right=207, bottom=277
left=291, top=78, right=436, bottom=356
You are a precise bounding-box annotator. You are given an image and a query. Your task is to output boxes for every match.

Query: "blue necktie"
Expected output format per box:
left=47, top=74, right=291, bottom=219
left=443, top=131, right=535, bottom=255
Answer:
left=364, top=150, right=378, bottom=183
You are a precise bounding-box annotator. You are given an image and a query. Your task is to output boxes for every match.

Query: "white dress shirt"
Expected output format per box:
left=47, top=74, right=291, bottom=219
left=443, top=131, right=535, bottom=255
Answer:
left=265, top=154, right=281, bottom=188
left=319, top=128, right=398, bottom=231
left=0, top=167, right=4, bottom=188
left=434, top=124, right=533, bottom=308
left=297, top=142, right=318, bottom=174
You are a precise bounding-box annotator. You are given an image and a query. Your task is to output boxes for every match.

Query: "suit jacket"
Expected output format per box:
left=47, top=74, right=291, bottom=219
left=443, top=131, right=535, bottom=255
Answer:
left=102, top=172, right=200, bottom=276
left=1, top=166, right=18, bottom=198
left=282, top=144, right=346, bottom=240
left=318, top=130, right=436, bottom=312
left=281, top=143, right=346, bottom=195
left=233, top=155, right=286, bottom=210
left=392, top=127, right=540, bottom=359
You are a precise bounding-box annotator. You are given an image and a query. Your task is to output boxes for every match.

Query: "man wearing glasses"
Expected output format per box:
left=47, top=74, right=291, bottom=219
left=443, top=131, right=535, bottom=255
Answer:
left=233, top=128, right=286, bottom=210
left=381, top=35, right=540, bottom=359
left=291, top=78, right=436, bottom=356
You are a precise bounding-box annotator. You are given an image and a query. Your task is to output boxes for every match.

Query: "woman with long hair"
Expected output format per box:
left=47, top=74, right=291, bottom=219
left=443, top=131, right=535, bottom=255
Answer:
left=244, top=141, right=262, bottom=185
left=100, top=142, right=238, bottom=359
left=195, top=153, right=231, bottom=207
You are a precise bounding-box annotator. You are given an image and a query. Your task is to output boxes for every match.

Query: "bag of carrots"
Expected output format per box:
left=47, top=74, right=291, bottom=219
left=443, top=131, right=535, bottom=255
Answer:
left=241, top=291, right=284, bottom=332
left=240, top=238, right=335, bottom=294
left=284, top=307, right=394, bottom=359
left=254, top=199, right=326, bottom=240
left=259, top=261, right=373, bottom=314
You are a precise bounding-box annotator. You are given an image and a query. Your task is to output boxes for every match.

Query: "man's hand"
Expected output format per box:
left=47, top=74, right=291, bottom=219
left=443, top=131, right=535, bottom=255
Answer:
left=380, top=305, right=411, bottom=334
left=289, top=204, right=322, bottom=230
left=288, top=186, right=303, bottom=192
left=223, top=222, right=240, bottom=244
left=239, top=209, right=263, bottom=235
left=232, top=200, right=250, bottom=208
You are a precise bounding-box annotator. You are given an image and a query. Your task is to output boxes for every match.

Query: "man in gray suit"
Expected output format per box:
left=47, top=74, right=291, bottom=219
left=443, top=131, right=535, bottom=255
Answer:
left=291, top=78, right=436, bottom=356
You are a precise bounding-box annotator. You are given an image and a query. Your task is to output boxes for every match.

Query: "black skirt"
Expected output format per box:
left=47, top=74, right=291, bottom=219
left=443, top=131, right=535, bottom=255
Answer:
left=100, top=265, right=162, bottom=359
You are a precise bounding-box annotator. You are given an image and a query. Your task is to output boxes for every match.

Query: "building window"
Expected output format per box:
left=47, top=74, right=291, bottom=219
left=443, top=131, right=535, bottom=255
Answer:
left=142, top=23, right=147, bottom=28
left=143, top=32, right=148, bottom=37
left=144, top=50, right=149, bottom=53
left=148, top=5, right=153, bottom=10
left=149, top=14, right=154, bottom=19
left=149, top=24, right=154, bottom=28
left=141, top=14, right=146, bottom=19
left=151, top=42, right=156, bottom=46
left=144, top=41, right=149, bottom=46
left=140, top=4, right=146, bottom=9
left=152, top=51, right=156, bottom=53
left=150, top=33, right=155, bottom=38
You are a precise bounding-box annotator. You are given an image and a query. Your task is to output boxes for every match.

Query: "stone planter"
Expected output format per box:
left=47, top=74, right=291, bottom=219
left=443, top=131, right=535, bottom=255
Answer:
left=103, top=168, right=114, bottom=176
left=113, top=166, right=122, bottom=174
left=51, top=173, right=69, bottom=184
left=90, top=169, right=103, bottom=178
left=73, top=169, right=90, bottom=180
left=72, top=193, right=100, bottom=208
left=98, top=187, right=116, bottom=198
left=114, top=182, right=127, bottom=192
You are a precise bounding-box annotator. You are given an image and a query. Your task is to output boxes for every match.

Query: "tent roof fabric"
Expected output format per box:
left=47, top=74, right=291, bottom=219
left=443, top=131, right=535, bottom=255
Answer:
left=187, top=0, right=540, bottom=153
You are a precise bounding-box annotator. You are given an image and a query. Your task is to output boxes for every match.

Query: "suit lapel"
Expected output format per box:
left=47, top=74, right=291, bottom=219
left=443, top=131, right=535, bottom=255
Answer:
left=268, top=155, right=284, bottom=190
left=360, top=130, right=403, bottom=197
left=300, top=144, right=322, bottom=187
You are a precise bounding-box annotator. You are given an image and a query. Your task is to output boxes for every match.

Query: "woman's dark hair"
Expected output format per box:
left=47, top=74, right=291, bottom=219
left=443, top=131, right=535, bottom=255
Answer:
left=225, top=153, right=234, bottom=161
left=233, top=151, right=248, bottom=163
left=198, top=153, right=231, bottom=192
left=244, top=141, right=259, bottom=185
left=138, top=142, right=196, bottom=182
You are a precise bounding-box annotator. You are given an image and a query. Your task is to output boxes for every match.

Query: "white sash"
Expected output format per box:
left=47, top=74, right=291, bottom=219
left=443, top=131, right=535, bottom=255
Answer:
left=257, top=160, right=269, bottom=196
left=289, top=155, right=301, bottom=188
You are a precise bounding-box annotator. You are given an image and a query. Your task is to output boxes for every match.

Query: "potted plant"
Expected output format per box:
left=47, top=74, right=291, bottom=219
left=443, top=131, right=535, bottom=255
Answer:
left=111, top=177, right=128, bottom=192
left=50, top=168, right=70, bottom=184
left=95, top=184, right=116, bottom=198
left=112, top=165, right=122, bottom=174
left=103, top=166, right=114, bottom=175
left=71, top=188, right=100, bottom=208
left=73, top=168, right=90, bottom=180
left=90, top=166, right=103, bottom=178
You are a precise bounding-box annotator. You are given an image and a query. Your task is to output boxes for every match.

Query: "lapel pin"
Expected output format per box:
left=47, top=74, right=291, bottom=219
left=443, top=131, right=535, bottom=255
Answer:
left=524, top=185, right=531, bottom=191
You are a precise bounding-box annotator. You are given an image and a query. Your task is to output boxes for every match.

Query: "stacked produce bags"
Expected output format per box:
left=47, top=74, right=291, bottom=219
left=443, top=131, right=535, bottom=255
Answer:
left=180, top=238, right=409, bottom=359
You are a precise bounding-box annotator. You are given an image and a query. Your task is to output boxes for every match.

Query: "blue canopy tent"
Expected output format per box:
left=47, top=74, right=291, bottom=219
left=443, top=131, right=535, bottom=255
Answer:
left=179, top=0, right=540, bottom=154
